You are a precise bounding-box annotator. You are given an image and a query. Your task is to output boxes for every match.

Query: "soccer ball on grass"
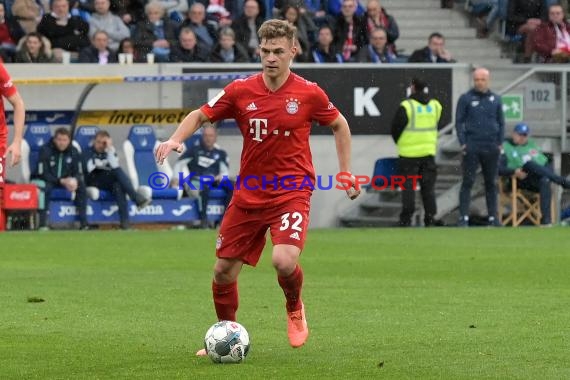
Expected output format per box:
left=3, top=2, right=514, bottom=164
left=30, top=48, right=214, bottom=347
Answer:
left=204, top=320, right=250, bottom=363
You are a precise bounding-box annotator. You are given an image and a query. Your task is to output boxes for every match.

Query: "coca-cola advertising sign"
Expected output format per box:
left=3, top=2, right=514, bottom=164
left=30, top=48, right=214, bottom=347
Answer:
left=3, top=184, right=38, bottom=210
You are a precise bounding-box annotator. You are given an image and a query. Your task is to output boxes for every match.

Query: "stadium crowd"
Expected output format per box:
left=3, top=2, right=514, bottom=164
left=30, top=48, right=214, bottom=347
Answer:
left=0, top=0, right=566, bottom=65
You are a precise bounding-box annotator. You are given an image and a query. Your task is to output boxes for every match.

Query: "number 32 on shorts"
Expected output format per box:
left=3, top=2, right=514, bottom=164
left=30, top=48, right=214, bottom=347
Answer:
left=279, top=212, right=303, bottom=232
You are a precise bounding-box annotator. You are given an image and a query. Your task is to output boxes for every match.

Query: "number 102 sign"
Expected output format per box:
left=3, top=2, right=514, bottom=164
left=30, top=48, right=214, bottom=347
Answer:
left=525, top=82, right=556, bottom=110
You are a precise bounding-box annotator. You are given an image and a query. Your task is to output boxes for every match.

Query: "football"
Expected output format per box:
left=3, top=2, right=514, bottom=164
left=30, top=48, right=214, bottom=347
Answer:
left=204, top=321, right=250, bottom=363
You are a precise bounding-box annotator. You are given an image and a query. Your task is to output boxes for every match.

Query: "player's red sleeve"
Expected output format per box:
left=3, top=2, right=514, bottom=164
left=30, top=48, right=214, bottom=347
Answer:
left=311, top=85, right=340, bottom=126
left=0, top=64, right=17, bottom=98
left=200, top=81, right=238, bottom=122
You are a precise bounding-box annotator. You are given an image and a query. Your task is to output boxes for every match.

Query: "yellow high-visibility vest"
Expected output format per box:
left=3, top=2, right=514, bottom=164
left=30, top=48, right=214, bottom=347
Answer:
left=397, top=98, right=442, bottom=158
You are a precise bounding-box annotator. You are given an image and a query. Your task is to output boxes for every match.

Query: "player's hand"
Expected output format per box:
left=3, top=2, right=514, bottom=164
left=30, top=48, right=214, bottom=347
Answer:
left=345, top=173, right=361, bottom=200
left=155, top=139, right=183, bottom=165
left=5, top=141, right=21, bottom=167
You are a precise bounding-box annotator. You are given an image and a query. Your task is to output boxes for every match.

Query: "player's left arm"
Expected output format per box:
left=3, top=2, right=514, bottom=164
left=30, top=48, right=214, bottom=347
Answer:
left=329, top=114, right=360, bottom=200
left=5, top=91, right=25, bottom=166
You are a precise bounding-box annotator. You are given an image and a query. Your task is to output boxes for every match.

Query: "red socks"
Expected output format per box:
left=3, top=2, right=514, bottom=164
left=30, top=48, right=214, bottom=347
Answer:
left=278, top=265, right=304, bottom=312
left=212, top=281, right=238, bottom=321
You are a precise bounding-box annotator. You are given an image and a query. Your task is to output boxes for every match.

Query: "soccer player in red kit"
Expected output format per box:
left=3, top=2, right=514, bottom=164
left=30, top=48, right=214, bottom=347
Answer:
left=155, top=19, right=360, bottom=354
left=0, top=63, right=26, bottom=184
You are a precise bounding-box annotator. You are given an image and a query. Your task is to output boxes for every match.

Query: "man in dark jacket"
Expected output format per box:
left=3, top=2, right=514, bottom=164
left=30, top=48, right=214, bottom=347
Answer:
left=456, top=67, right=504, bottom=226
left=37, top=0, right=90, bottom=53
left=408, top=32, right=455, bottom=63
left=35, top=127, right=88, bottom=229
left=391, top=78, right=442, bottom=227
left=177, top=124, right=232, bottom=228
left=169, top=27, right=210, bottom=63
left=84, top=130, right=151, bottom=229
left=78, top=31, right=118, bottom=63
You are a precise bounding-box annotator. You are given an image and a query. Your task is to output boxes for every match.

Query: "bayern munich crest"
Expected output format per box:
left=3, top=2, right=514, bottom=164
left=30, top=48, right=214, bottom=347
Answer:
left=285, top=98, right=300, bottom=114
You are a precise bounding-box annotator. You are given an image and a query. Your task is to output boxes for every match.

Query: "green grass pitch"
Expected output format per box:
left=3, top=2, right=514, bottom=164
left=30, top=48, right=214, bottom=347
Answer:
left=1, top=228, right=569, bottom=379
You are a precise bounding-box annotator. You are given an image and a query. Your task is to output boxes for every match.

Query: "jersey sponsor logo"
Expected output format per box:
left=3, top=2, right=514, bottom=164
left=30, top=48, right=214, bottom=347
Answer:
left=327, top=102, right=335, bottom=110
left=208, top=90, right=226, bottom=107
left=289, top=232, right=300, bottom=240
left=246, top=102, right=258, bottom=111
left=285, top=98, right=300, bottom=114
left=3, top=80, right=13, bottom=88
left=249, top=118, right=268, bottom=142
left=216, top=234, right=223, bottom=249
left=198, top=155, right=216, bottom=168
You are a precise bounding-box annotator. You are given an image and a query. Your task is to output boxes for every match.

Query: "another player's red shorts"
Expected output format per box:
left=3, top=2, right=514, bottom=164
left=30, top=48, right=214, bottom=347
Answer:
left=0, top=131, right=6, bottom=182
left=215, top=197, right=311, bottom=266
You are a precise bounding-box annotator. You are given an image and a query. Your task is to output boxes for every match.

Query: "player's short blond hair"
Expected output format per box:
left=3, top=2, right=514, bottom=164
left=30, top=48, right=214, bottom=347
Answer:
left=258, top=19, right=297, bottom=45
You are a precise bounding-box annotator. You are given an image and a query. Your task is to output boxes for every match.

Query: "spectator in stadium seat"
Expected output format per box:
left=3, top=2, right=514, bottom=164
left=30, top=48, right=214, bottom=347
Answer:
left=84, top=130, right=151, bottom=230
left=0, top=3, right=26, bottom=62
left=391, top=78, right=442, bottom=227
left=37, top=0, right=90, bottom=54
left=506, top=0, right=545, bottom=63
left=533, top=3, right=570, bottom=63
left=333, top=0, right=368, bottom=62
left=232, top=0, right=264, bottom=62
left=408, top=32, right=455, bottom=63
left=356, top=26, right=396, bottom=63
left=35, top=127, right=89, bottom=230
left=180, top=3, right=218, bottom=51
left=169, top=26, right=210, bottom=62
left=280, top=3, right=316, bottom=62
left=456, top=68, right=504, bottom=227
left=132, top=0, right=178, bottom=62
left=110, top=0, right=146, bottom=27
left=499, top=123, right=570, bottom=226
left=88, top=0, right=131, bottom=51
left=363, top=0, right=398, bottom=54
left=117, top=37, right=144, bottom=62
left=79, top=30, right=118, bottom=63
left=309, top=24, right=343, bottom=63
left=209, top=26, right=250, bottom=63
left=11, top=0, right=43, bottom=34
left=15, top=32, right=56, bottom=62
left=176, top=124, right=232, bottom=229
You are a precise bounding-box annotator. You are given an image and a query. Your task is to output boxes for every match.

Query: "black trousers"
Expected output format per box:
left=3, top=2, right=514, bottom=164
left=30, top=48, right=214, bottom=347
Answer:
left=518, top=161, right=569, bottom=224
left=87, top=168, right=139, bottom=228
left=39, top=179, right=88, bottom=228
left=460, top=143, right=500, bottom=219
left=398, top=156, right=437, bottom=226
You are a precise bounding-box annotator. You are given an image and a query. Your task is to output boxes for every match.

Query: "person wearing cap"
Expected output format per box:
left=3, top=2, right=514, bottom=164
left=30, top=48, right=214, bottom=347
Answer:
left=499, top=123, right=570, bottom=225
left=455, top=67, right=504, bottom=227
left=391, top=77, right=443, bottom=227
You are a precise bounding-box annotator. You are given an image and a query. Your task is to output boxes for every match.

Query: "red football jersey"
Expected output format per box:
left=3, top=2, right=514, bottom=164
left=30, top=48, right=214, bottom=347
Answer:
left=200, top=72, right=340, bottom=208
left=0, top=63, right=17, bottom=139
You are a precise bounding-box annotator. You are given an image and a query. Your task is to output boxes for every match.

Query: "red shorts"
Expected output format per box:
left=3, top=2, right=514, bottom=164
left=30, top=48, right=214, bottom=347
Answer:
left=0, top=133, right=6, bottom=182
left=215, top=197, right=311, bottom=266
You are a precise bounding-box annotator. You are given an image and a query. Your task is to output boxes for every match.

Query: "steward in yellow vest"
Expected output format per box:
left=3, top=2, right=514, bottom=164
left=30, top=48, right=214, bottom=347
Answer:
left=391, top=78, right=443, bottom=227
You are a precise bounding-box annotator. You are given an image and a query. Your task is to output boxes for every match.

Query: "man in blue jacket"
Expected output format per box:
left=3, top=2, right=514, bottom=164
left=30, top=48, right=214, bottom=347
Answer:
left=455, top=67, right=504, bottom=226
left=35, top=127, right=88, bottom=230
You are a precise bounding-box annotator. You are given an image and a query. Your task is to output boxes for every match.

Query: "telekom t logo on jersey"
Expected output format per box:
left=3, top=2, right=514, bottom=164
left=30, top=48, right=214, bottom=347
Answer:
left=249, top=118, right=268, bottom=142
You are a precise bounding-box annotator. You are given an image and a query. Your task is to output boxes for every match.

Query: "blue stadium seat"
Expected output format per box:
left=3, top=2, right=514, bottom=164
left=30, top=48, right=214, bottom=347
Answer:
left=73, top=125, right=101, bottom=153
left=123, top=124, right=181, bottom=199
left=365, top=157, right=399, bottom=191
left=20, top=123, right=52, bottom=182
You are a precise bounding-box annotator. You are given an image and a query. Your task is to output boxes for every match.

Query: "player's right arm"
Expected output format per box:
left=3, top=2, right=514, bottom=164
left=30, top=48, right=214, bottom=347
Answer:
left=155, top=109, right=209, bottom=165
